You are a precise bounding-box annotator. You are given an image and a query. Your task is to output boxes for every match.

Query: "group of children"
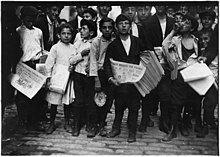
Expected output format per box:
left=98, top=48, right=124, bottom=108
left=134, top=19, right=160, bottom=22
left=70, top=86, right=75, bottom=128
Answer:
left=11, top=4, right=218, bottom=143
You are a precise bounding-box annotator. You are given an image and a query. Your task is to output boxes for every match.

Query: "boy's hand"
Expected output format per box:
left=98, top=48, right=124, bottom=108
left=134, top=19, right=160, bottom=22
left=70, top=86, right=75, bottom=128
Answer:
left=45, top=78, right=51, bottom=89
left=198, top=56, right=207, bottom=63
left=108, top=77, right=119, bottom=86
left=68, top=65, right=75, bottom=73
left=173, top=22, right=183, bottom=32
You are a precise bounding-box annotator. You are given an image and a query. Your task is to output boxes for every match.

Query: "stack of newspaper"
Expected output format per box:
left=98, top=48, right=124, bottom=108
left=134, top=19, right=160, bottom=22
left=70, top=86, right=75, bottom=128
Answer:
left=180, top=62, right=215, bottom=95
left=134, top=51, right=164, bottom=97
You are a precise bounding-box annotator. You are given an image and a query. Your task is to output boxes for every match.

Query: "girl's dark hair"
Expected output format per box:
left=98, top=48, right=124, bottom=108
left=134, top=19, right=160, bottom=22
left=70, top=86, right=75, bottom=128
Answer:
left=58, top=23, right=74, bottom=35
left=99, top=17, right=115, bottom=31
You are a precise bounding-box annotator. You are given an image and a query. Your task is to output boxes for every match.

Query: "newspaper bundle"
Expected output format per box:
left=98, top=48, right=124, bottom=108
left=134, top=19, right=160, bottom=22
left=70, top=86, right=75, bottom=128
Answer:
left=10, top=62, right=47, bottom=99
left=134, top=51, right=164, bottom=97
left=180, top=62, right=215, bottom=95
left=49, top=64, right=70, bottom=94
left=110, top=59, right=146, bottom=84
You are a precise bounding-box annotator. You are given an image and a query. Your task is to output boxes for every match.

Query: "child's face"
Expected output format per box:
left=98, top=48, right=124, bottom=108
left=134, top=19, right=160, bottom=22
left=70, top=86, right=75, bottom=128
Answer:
left=48, top=6, right=61, bottom=21
left=174, top=15, right=183, bottom=23
left=201, top=16, right=214, bottom=29
left=80, top=25, right=92, bottom=40
left=59, top=28, right=72, bottom=44
left=137, top=6, right=151, bottom=21
left=83, top=13, right=93, bottom=21
left=76, top=6, right=88, bottom=17
left=98, top=6, right=111, bottom=17
left=122, top=7, right=136, bottom=21
left=200, top=33, right=211, bottom=48
left=117, top=20, right=131, bottom=35
left=179, top=6, right=189, bottom=15
left=23, top=16, right=35, bottom=29
left=100, top=21, right=113, bottom=39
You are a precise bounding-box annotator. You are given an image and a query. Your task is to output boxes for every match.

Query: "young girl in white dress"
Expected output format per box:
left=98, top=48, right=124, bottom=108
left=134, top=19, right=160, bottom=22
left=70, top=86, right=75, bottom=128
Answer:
left=45, top=23, right=75, bottom=134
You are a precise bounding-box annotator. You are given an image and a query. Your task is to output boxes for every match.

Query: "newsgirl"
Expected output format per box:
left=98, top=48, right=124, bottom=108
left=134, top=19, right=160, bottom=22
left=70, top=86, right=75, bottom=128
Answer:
left=45, top=23, right=75, bottom=134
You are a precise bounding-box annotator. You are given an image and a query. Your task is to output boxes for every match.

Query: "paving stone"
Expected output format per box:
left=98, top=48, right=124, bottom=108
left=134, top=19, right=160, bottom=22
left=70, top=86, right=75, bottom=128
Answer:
left=85, top=141, right=107, bottom=147
left=30, top=152, right=44, bottom=155
left=179, top=145, right=211, bottom=150
left=68, top=150, right=98, bottom=155
left=179, top=150, right=202, bottom=155
left=53, top=143, right=83, bottom=149
left=148, top=143, right=178, bottom=149
left=24, top=141, right=53, bottom=147
left=37, top=146, right=65, bottom=152
left=115, top=149, right=143, bottom=155
left=144, top=150, right=168, bottom=155
left=139, top=146, right=163, bottom=151
left=86, top=147, right=115, bottom=153
left=202, top=150, right=219, bottom=155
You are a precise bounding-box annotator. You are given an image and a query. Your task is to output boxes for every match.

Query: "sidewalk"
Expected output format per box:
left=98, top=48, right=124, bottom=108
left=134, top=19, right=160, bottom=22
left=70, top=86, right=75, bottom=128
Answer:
left=1, top=103, right=219, bottom=155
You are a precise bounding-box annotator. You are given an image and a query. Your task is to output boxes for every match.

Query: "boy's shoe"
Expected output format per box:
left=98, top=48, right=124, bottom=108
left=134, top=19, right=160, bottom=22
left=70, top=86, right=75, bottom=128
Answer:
left=127, top=132, right=136, bottom=143
left=161, top=125, right=177, bottom=142
left=87, top=127, right=97, bottom=138
left=138, top=124, right=147, bottom=132
left=46, top=123, right=56, bottom=134
left=197, top=125, right=209, bottom=138
left=99, top=126, right=107, bottom=137
left=107, top=129, right=120, bottom=138
left=179, top=123, right=190, bottom=137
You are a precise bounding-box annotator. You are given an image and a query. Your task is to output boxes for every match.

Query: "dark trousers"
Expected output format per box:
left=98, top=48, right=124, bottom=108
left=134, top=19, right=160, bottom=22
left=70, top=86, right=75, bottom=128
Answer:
left=72, top=72, right=97, bottom=127
left=15, top=60, right=46, bottom=126
left=203, top=85, right=218, bottom=124
left=96, top=69, right=115, bottom=125
left=113, top=92, right=141, bottom=133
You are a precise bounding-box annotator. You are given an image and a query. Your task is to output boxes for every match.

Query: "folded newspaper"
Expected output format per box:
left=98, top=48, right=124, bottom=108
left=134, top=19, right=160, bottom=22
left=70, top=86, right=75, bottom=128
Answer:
left=180, top=62, right=215, bottom=95
left=49, top=64, right=70, bottom=94
left=10, top=62, right=47, bottom=99
left=110, top=59, right=146, bottom=84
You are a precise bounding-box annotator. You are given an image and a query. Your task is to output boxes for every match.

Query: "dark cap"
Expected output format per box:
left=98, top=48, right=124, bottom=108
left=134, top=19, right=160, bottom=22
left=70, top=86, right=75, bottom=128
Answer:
left=199, top=11, right=216, bottom=21
left=183, top=14, right=198, bottom=31
left=20, top=6, right=38, bottom=18
left=115, top=14, right=132, bottom=25
left=80, top=19, right=97, bottom=38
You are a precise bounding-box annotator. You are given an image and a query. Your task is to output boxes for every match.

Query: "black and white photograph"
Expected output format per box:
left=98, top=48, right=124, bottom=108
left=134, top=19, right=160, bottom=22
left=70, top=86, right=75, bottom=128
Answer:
left=1, top=0, right=219, bottom=155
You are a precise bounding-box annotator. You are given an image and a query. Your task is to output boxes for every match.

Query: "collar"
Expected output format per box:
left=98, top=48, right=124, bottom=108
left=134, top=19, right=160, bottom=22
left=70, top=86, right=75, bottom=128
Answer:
left=82, top=38, right=93, bottom=43
left=101, top=36, right=114, bottom=42
left=21, top=24, right=34, bottom=30
left=47, top=15, right=52, bottom=25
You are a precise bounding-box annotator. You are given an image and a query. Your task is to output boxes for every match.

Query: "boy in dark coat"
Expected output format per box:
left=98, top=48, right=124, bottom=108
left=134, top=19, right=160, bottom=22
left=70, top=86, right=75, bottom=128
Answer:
left=104, top=14, right=145, bottom=143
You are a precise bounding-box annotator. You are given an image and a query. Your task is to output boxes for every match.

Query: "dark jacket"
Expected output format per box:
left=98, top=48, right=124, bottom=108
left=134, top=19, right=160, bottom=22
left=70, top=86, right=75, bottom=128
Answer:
left=141, top=14, right=175, bottom=50
left=104, top=35, right=145, bottom=94
left=35, top=15, right=59, bottom=51
left=68, top=16, right=80, bottom=42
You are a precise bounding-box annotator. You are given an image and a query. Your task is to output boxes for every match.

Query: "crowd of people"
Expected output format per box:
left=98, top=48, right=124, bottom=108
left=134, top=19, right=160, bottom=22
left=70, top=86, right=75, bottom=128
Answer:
left=2, top=2, right=218, bottom=143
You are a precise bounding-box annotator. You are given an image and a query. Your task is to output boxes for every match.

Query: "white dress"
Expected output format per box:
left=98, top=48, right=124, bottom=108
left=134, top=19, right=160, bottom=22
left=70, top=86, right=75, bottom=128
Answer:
left=45, top=41, right=75, bottom=105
